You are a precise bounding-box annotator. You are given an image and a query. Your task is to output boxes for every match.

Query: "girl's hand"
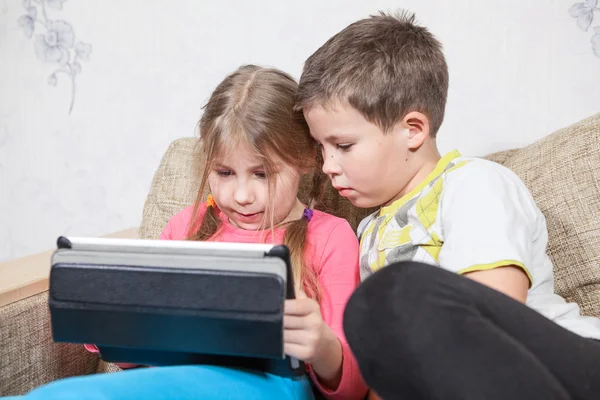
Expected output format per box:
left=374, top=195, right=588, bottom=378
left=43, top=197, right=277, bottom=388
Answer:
left=283, top=293, right=327, bottom=363
left=283, top=292, right=343, bottom=388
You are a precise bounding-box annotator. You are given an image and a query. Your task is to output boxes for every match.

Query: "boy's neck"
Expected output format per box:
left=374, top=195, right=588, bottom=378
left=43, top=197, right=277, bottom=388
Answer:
left=384, top=141, right=442, bottom=207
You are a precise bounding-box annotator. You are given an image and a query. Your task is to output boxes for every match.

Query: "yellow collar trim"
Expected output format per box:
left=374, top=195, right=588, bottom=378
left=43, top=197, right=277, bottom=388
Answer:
left=379, top=150, right=461, bottom=216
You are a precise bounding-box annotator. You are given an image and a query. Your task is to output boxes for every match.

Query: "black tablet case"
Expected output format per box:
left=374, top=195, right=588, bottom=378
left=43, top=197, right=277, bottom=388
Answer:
left=48, top=237, right=304, bottom=377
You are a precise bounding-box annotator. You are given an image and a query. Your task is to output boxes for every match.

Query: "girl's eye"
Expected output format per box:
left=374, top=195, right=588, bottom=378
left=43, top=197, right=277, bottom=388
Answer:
left=255, top=171, right=267, bottom=179
left=216, top=170, right=232, bottom=177
left=337, top=144, right=354, bottom=151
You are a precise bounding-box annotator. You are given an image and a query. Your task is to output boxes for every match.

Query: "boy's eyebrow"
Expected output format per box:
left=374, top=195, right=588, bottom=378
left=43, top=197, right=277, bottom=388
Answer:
left=324, top=133, right=353, bottom=142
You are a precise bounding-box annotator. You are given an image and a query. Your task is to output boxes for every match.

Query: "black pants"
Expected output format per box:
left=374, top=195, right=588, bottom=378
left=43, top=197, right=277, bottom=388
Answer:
left=343, top=262, right=600, bottom=400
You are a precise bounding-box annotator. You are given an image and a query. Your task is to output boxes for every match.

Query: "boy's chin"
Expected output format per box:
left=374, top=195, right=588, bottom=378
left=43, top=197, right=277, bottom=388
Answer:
left=346, top=195, right=380, bottom=209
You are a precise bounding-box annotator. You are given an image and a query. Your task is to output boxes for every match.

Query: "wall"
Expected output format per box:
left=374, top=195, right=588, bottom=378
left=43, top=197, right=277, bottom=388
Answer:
left=1, top=0, right=599, bottom=261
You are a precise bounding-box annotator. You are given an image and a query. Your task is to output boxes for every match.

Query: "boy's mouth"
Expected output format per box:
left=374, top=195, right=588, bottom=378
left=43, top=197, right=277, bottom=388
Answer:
left=334, top=186, right=354, bottom=197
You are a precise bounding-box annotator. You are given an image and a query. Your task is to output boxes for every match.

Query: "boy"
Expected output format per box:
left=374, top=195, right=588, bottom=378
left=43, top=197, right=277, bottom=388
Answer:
left=295, top=11, right=600, bottom=400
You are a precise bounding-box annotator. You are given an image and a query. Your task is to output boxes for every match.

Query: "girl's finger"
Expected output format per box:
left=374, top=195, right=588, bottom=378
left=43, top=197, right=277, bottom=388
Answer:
left=284, top=298, right=318, bottom=316
left=284, top=343, right=310, bottom=361
left=283, top=315, right=310, bottom=330
left=283, top=329, right=312, bottom=345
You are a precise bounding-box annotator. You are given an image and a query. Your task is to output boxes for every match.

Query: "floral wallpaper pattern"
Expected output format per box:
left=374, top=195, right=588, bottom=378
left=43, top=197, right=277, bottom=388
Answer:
left=18, top=0, right=92, bottom=113
left=569, top=0, right=600, bottom=57
left=2, top=0, right=600, bottom=265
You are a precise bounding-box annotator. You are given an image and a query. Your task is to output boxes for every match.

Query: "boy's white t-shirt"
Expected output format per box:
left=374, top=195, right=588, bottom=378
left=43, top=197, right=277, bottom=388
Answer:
left=357, top=150, right=600, bottom=340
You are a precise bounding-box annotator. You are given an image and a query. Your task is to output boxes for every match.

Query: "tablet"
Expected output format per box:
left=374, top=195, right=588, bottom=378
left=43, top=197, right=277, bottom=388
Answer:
left=48, top=236, right=303, bottom=377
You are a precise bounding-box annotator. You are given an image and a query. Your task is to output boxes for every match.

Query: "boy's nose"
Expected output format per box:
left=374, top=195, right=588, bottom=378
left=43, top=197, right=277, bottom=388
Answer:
left=322, top=153, right=342, bottom=176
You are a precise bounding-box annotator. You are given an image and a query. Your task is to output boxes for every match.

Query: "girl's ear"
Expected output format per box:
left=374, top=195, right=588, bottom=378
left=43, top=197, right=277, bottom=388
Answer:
left=300, top=166, right=313, bottom=175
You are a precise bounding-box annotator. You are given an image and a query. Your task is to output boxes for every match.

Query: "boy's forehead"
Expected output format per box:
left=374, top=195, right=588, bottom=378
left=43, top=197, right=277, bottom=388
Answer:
left=304, top=102, right=378, bottom=135
left=305, top=100, right=364, bottom=121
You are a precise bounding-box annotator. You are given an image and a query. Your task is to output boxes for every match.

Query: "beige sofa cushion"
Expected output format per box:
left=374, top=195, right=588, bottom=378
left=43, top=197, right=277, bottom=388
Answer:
left=486, top=113, right=600, bottom=317
left=140, top=115, right=600, bottom=319
left=140, top=138, right=198, bottom=240
left=0, top=292, right=99, bottom=396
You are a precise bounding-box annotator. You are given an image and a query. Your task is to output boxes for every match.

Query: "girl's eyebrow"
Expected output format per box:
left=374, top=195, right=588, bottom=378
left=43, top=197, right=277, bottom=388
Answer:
left=247, top=163, right=266, bottom=170
left=212, top=162, right=267, bottom=170
left=212, top=162, right=230, bottom=169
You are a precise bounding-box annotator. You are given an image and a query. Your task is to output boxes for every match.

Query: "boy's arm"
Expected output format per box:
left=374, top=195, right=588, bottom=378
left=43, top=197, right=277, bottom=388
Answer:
left=465, top=266, right=529, bottom=303
left=438, top=162, right=540, bottom=301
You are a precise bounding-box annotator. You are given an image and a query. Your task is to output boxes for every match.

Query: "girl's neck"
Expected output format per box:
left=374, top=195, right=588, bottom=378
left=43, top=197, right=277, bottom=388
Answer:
left=277, top=198, right=306, bottom=226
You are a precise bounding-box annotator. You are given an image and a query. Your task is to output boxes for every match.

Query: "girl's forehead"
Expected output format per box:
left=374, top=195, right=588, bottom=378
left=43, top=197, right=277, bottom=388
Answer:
left=210, top=132, right=295, bottom=172
left=212, top=148, right=291, bottom=174
left=213, top=139, right=261, bottom=163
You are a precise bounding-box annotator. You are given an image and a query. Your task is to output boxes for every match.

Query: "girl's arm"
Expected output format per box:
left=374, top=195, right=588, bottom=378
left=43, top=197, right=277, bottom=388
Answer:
left=283, top=295, right=343, bottom=386
left=82, top=207, right=195, bottom=367
left=303, top=220, right=368, bottom=400
left=83, top=344, right=140, bottom=369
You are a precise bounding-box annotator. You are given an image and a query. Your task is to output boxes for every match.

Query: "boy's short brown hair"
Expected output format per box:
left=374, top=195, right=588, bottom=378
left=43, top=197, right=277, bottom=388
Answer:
left=296, top=11, right=448, bottom=137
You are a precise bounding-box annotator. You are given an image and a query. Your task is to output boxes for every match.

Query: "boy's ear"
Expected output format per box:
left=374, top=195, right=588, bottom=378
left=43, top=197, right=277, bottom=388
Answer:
left=402, top=111, right=430, bottom=150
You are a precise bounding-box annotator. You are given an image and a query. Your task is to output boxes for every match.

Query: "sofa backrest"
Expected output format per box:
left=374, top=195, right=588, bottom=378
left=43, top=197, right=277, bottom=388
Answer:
left=140, top=113, right=600, bottom=318
left=485, top=113, right=600, bottom=317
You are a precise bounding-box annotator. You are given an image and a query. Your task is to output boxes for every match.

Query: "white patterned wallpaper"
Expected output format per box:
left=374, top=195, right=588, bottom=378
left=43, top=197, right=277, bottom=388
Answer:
left=1, top=0, right=599, bottom=262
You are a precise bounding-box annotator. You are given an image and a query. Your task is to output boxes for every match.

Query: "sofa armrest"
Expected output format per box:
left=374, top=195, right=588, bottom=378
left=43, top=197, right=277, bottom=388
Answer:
left=0, top=227, right=140, bottom=307
left=0, top=228, right=138, bottom=395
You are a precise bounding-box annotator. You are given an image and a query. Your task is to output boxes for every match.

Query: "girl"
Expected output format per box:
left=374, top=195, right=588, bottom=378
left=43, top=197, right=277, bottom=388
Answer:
left=14, top=66, right=368, bottom=400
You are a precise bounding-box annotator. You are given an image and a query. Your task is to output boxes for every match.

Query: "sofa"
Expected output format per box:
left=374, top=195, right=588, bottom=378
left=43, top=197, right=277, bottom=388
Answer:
left=1, top=112, right=599, bottom=396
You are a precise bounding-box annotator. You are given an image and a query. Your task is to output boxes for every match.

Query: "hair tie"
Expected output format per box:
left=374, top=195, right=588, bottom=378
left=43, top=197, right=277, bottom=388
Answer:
left=302, top=208, right=314, bottom=222
left=206, top=194, right=216, bottom=208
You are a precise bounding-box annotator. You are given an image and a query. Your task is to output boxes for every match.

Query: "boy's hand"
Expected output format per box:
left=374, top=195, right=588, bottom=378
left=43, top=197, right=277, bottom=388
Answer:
left=283, top=292, right=343, bottom=388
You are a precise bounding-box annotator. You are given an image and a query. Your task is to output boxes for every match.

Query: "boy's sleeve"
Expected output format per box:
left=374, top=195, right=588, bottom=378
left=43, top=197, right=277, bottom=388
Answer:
left=437, top=162, right=538, bottom=285
left=308, top=220, right=369, bottom=400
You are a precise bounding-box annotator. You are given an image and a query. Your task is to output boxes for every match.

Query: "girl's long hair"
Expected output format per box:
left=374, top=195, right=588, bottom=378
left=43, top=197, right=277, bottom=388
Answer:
left=187, top=65, right=324, bottom=301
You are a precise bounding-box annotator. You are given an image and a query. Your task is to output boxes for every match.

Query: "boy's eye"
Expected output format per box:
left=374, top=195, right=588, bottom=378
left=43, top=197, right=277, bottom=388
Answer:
left=337, top=143, right=354, bottom=151
left=216, top=170, right=232, bottom=177
left=255, top=171, right=267, bottom=179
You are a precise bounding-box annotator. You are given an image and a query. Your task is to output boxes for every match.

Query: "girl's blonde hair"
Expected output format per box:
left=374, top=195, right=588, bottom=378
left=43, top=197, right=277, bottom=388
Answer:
left=187, top=65, right=325, bottom=302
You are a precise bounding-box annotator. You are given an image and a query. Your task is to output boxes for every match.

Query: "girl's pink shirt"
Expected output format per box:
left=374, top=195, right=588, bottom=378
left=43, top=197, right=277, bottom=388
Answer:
left=90, top=204, right=368, bottom=399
